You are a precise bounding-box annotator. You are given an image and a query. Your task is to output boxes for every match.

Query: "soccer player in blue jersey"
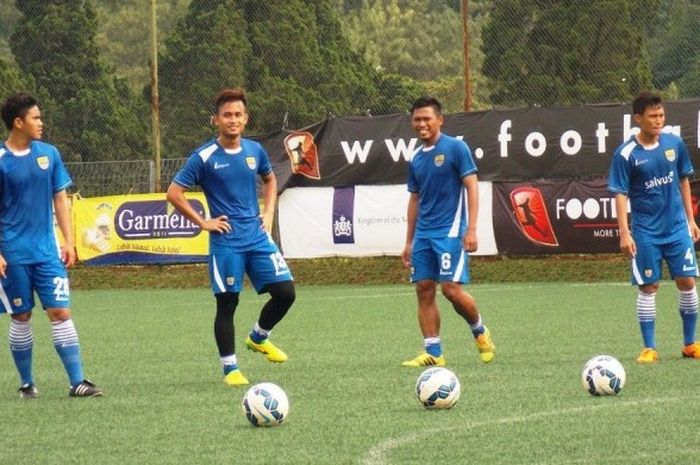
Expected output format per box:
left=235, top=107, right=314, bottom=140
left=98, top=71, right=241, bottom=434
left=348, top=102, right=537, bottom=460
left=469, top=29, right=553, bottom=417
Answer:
left=167, top=88, right=295, bottom=386
left=400, top=96, right=495, bottom=367
left=609, top=91, right=700, bottom=363
left=0, top=93, right=102, bottom=398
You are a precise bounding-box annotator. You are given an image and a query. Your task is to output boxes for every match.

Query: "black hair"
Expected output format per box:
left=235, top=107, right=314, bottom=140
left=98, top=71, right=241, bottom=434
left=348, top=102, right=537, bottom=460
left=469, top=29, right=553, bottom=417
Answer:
left=214, top=88, right=247, bottom=113
left=410, top=96, right=442, bottom=115
left=1, top=93, right=39, bottom=130
left=632, top=91, right=662, bottom=116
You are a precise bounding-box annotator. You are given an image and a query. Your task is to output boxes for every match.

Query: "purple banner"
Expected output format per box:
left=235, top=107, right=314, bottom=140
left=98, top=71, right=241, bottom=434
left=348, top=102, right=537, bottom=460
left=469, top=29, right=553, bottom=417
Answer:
left=332, top=186, right=355, bottom=244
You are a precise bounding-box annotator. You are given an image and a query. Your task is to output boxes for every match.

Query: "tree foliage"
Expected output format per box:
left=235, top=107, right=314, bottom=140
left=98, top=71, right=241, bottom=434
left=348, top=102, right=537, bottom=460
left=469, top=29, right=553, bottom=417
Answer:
left=10, top=0, right=148, bottom=161
left=482, top=0, right=660, bottom=107
left=157, top=0, right=411, bottom=158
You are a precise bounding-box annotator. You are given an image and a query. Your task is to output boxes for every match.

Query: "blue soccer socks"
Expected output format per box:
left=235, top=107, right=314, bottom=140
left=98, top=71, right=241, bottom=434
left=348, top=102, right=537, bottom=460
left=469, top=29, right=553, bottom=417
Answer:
left=51, top=319, right=84, bottom=387
left=9, top=319, right=34, bottom=386
left=424, top=336, right=442, bottom=357
left=637, top=291, right=657, bottom=349
left=679, top=288, right=698, bottom=346
left=249, top=322, right=270, bottom=344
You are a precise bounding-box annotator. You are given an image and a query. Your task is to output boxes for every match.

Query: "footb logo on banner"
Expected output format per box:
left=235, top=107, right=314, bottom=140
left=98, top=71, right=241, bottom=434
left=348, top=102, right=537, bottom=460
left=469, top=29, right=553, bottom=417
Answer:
left=284, top=132, right=321, bottom=179
left=510, top=186, right=559, bottom=246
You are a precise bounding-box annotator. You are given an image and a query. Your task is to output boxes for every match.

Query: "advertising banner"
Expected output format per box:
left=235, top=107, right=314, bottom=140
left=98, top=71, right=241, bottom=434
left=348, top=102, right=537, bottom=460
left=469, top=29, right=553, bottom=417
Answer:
left=257, top=100, right=700, bottom=189
left=73, top=193, right=209, bottom=265
left=493, top=180, right=622, bottom=254
left=278, top=183, right=497, bottom=258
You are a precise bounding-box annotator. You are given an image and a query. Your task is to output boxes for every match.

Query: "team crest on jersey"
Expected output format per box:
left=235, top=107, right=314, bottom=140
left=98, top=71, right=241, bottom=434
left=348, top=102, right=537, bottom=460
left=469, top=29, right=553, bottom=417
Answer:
left=433, top=154, right=445, bottom=167
left=645, top=269, right=652, bottom=278
left=226, top=277, right=235, bottom=286
left=36, top=156, right=49, bottom=170
left=246, top=157, right=256, bottom=170
left=13, top=298, right=22, bottom=307
left=664, top=149, right=676, bottom=162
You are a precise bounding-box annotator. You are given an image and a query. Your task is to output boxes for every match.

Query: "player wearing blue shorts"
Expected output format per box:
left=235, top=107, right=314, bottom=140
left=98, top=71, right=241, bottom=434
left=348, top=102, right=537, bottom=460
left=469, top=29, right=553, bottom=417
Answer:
left=400, top=96, right=495, bottom=367
left=0, top=93, right=102, bottom=398
left=167, top=88, right=295, bottom=386
left=608, top=91, right=700, bottom=363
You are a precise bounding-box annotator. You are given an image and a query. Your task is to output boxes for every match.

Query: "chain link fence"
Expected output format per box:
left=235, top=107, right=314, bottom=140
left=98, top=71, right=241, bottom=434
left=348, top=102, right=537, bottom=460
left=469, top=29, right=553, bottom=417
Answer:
left=0, top=0, right=698, bottom=194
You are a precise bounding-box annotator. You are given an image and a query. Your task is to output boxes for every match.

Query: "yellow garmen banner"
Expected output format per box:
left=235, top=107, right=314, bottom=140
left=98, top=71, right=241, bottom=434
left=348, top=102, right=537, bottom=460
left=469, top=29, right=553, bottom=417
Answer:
left=72, top=193, right=209, bottom=265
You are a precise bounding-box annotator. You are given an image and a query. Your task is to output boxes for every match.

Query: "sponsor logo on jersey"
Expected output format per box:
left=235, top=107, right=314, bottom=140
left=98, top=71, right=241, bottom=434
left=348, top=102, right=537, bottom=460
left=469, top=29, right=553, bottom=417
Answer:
left=434, top=154, right=445, bottom=167
left=634, top=158, right=648, bottom=166
left=214, top=162, right=229, bottom=170
left=284, top=132, right=321, bottom=179
left=644, top=170, right=674, bottom=189
left=37, top=156, right=49, bottom=170
left=115, top=199, right=205, bottom=239
left=509, top=186, right=559, bottom=246
left=246, top=157, right=256, bottom=170
left=665, top=149, right=676, bottom=162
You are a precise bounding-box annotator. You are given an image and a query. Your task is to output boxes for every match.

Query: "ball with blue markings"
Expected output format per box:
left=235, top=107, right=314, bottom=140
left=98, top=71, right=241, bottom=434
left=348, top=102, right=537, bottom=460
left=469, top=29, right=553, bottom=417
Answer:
left=242, top=382, right=289, bottom=426
left=581, top=355, right=626, bottom=396
left=415, top=367, right=461, bottom=409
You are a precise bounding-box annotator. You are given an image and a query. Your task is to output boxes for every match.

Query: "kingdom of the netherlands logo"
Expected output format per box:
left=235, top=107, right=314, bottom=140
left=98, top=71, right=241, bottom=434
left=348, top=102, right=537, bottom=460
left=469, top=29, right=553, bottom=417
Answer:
left=36, top=155, right=49, bottom=170
left=665, top=149, right=676, bottom=162
left=284, top=132, right=321, bottom=180
left=510, top=186, right=559, bottom=246
left=433, top=154, right=445, bottom=167
left=246, top=156, right=256, bottom=170
left=334, top=215, right=352, bottom=237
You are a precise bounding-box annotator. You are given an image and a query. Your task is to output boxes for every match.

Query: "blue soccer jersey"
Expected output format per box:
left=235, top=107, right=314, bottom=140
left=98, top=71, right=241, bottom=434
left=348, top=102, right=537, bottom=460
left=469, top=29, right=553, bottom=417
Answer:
left=608, top=132, right=694, bottom=244
left=173, top=138, right=272, bottom=253
left=0, top=141, right=72, bottom=264
left=408, top=134, right=478, bottom=239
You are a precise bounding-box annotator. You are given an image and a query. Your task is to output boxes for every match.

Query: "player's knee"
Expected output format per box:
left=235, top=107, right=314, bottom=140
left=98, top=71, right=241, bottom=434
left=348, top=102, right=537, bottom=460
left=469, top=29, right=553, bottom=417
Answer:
left=639, top=283, right=659, bottom=294
left=269, top=281, right=295, bottom=307
left=46, top=308, right=71, bottom=322
left=675, top=277, right=696, bottom=292
left=215, top=292, right=239, bottom=318
left=11, top=312, right=32, bottom=323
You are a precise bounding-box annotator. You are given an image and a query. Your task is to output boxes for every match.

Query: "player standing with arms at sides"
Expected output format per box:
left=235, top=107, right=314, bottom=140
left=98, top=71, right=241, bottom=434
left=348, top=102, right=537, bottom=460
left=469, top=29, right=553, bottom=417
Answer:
left=0, top=93, right=102, bottom=398
left=400, top=96, right=495, bottom=367
left=608, top=91, right=700, bottom=363
left=167, top=88, right=295, bottom=386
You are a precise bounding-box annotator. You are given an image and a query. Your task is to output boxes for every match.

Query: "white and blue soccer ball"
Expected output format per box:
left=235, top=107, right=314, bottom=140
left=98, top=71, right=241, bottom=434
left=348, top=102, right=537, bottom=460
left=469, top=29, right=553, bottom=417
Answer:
left=415, top=367, right=461, bottom=409
left=242, top=382, right=289, bottom=427
left=581, top=355, right=626, bottom=396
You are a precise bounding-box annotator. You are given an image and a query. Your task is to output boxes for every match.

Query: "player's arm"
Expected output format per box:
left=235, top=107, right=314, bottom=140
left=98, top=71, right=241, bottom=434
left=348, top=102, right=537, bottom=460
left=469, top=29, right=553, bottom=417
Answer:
left=401, top=192, right=419, bottom=268
left=53, top=190, right=76, bottom=267
left=614, top=193, right=635, bottom=258
left=462, top=173, right=478, bottom=252
left=679, top=176, right=700, bottom=242
left=165, top=182, right=231, bottom=234
left=260, top=171, right=276, bottom=233
left=0, top=253, right=7, bottom=278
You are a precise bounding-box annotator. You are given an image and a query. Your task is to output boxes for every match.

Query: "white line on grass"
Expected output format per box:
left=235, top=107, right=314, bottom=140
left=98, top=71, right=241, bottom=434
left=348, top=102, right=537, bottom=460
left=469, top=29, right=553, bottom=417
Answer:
left=360, top=395, right=692, bottom=465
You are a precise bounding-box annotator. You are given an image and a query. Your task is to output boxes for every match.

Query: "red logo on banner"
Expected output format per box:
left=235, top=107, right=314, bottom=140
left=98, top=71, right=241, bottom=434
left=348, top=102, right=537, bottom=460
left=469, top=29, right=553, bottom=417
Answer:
left=510, top=187, right=559, bottom=246
left=284, top=132, right=321, bottom=180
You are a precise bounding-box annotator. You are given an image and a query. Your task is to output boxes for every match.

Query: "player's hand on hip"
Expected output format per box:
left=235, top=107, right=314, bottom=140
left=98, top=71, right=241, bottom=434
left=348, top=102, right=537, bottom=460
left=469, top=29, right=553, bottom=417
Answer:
left=691, top=222, right=700, bottom=242
left=201, top=216, right=231, bottom=234
left=260, top=210, right=274, bottom=233
left=61, top=245, right=76, bottom=267
left=0, top=254, right=7, bottom=278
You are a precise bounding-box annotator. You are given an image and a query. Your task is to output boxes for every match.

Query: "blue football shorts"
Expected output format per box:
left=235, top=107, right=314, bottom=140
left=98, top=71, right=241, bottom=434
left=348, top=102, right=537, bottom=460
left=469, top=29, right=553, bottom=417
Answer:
left=208, top=239, right=293, bottom=294
left=0, top=260, right=71, bottom=314
left=631, top=235, right=699, bottom=285
left=410, top=236, right=470, bottom=283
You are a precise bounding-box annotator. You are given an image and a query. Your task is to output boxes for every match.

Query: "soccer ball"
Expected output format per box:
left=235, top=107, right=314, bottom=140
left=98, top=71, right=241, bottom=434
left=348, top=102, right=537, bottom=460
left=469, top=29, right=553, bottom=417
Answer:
left=415, top=367, right=461, bottom=409
left=241, top=382, right=289, bottom=426
left=581, top=355, right=626, bottom=396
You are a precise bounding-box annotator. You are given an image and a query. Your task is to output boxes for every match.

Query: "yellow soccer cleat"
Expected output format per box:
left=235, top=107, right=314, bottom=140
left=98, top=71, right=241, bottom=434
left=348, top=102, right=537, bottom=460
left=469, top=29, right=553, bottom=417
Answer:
left=401, top=352, right=446, bottom=367
left=224, top=369, right=249, bottom=386
left=682, top=342, right=700, bottom=359
left=475, top=327, right=495, bottom=363
left=637, top=347, right=659, bottom=363
left=245, top=336, right=288, bottom=363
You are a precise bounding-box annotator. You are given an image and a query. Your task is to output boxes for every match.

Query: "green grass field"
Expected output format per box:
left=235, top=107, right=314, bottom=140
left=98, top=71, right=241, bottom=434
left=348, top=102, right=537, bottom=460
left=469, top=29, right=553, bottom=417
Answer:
left=1, top=282, right=699, bottom=465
